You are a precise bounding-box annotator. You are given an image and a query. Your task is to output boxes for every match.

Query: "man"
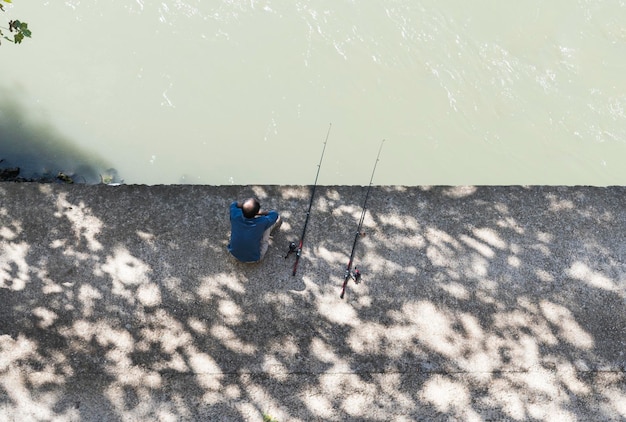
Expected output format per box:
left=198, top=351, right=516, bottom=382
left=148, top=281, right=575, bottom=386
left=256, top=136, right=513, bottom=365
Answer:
left=228, top=197, right=282, bottom=263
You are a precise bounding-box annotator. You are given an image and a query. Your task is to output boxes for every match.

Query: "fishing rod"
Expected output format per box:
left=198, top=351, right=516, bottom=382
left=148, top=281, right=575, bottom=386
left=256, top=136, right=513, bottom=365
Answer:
left=285, top=123, right=332, bottom=276
left=340, top=139, right=385, bottom=299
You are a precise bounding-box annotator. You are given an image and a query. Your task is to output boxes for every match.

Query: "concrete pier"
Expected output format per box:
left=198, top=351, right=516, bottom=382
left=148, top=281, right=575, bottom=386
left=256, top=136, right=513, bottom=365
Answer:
left=1, top=183, right=625, bottom=421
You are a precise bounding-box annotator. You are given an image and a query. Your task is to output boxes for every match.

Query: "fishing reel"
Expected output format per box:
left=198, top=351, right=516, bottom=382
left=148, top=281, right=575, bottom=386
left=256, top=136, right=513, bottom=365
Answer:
left=340, top=266, right=363, bottom=299
left=345, top=267, right=362, bottom=284
left=285, top=242, right=297, bottom=259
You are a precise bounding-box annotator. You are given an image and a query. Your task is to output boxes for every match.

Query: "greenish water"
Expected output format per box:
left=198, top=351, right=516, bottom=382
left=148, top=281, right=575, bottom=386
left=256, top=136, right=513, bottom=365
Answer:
left=1, top=1, right=625, bottom=185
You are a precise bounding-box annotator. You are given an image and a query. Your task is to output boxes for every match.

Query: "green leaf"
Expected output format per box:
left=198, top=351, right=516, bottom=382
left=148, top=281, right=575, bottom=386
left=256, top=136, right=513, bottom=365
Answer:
left=17, top=22, right=30, bottom=37
left=14, top=31, right=23, bottom=43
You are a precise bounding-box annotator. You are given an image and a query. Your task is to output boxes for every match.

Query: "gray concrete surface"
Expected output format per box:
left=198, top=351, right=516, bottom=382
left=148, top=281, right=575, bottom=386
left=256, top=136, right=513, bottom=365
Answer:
left=0, top=183, right=624, bottom=421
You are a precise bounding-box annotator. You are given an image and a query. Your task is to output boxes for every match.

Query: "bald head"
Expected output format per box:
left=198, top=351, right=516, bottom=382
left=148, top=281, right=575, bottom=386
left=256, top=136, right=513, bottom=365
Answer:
left=242, top=197, right=261, bottom=218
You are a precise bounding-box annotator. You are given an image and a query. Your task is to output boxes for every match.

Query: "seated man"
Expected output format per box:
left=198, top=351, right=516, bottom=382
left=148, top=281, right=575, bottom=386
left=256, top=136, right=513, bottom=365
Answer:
left=228, top=197, right=282, bottom=263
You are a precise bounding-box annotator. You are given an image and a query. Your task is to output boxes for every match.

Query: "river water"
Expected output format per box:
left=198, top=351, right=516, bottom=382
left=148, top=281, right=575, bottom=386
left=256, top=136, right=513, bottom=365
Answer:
left=1, top=1, right=625, bottom=185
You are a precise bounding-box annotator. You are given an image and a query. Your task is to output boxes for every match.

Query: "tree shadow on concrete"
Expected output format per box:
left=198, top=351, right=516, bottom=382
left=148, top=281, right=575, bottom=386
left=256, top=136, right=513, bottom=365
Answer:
left=0, top=184, right=624, bottom=421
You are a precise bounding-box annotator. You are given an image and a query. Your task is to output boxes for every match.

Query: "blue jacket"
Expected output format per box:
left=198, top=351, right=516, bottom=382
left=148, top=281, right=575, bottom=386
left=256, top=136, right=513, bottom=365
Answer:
left=228, top=202, right=279, bottom=262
